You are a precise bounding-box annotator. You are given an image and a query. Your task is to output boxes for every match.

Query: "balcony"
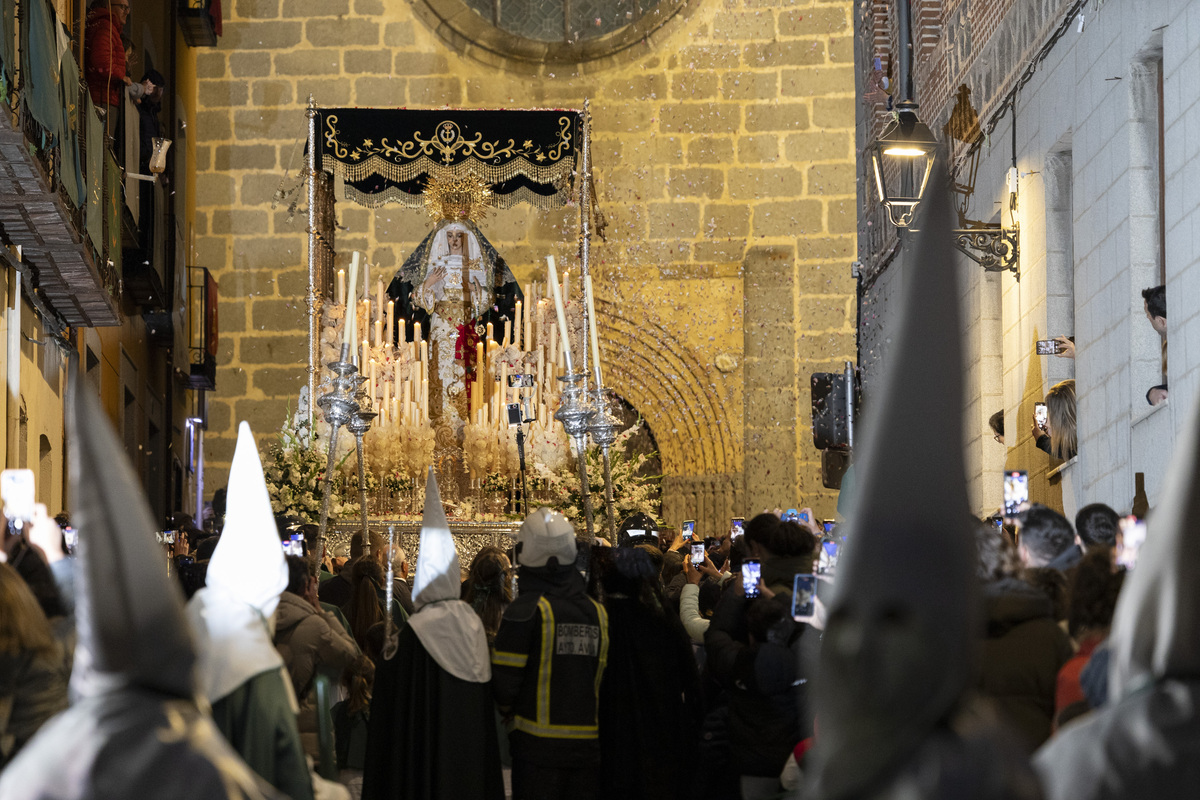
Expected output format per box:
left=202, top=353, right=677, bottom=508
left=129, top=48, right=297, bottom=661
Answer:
left=188, top=267, right=219, bottom=390
left=180, top=0, right=221, bottom=47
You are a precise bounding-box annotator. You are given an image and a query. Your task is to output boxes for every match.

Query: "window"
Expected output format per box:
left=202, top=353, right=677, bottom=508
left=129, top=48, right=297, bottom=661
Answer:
left=420, top=0, right=687, bottom=63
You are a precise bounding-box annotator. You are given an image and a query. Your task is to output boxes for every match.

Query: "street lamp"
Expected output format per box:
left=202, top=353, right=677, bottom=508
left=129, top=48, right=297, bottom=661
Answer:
left=870, top=103, right=938, bottom=229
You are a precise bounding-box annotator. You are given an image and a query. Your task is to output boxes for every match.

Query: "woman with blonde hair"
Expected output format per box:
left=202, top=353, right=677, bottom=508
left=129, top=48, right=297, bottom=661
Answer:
left=0, top=562, right=69, bottom=768
left=1034, top=379, right=1077, bottom=460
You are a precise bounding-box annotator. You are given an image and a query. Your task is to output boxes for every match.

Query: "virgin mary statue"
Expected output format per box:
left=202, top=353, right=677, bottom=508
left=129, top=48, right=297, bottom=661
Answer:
left=387, top=214, right=522, bottom=433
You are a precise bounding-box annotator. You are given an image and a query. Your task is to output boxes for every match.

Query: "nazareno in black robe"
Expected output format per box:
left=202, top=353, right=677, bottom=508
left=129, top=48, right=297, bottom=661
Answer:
left=361, top=624, right=504, bottom=800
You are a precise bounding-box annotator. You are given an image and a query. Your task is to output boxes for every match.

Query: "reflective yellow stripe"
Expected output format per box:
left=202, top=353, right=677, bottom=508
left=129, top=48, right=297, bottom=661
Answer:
left=492, top=650, right=528, bottom=668
left=592, top=599, right=609, bottom=704
left=537, top=596, right=554, bottom=726
left=512, top=715, right=599, bottom=740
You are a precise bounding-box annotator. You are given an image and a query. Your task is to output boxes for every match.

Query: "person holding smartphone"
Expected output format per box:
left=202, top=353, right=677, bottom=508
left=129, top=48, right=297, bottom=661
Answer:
left=704, top=513, right=819, bottom=799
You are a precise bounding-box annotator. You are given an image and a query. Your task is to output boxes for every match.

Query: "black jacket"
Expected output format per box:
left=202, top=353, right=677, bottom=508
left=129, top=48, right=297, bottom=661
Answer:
left=492, top=565, right=610, bottom=768
left=977, top=577, right=1074, bottom=751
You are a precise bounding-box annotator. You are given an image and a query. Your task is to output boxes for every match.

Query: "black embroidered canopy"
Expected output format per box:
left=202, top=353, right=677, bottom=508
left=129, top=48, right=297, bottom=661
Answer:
left=316, top=108, right=584, bottom=210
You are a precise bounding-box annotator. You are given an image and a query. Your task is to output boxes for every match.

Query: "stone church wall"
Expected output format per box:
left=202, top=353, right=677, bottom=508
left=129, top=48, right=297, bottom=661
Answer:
left=192, top=0, right=857, bottom=530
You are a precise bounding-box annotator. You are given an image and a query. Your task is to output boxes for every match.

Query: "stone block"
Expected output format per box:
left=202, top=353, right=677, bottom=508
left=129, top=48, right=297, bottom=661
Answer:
left=800, top=331, right=855, bottom=361
left=306, top=78, right=353, bottom=106
left=211, top=208, right=270, bottom=234
left=409, top=76, right=463, bottom=105
left=755, top=200, right=824, bottom=237
left=233, top=107, right=305, bottom=141
left=829, top=36, right=853, bottom=63
left=606, top=74, right=667, bottom=101
left=727, top=167, right=805, bottom=200
left=676, top=44, right=741, bottom=70
left=218, top=267, right=277, bottom=299
left=648, top=202, right=700, bottom=239
left=233, top=398, right=291, bottom=436
left=393, top=51, right=450, bottom=76
left=826, top=199, right=856, bottom=234
left=745, top=102, right=810, bottom=132
left=252, top=79, right=294, bottom=107
left=778, top=7, right=849, bottom=37
left=241, top=172, right=286, bottom=205
left=354, top=76, right=407, bottom=106
left=667, top=168, right=725, bottom=199
left=744, top=323, right=795, bottom=361
left=206, top=399, right=232, bottom=437
left=354, top=0, right=384, bottom=12
left=233, top=237, right=303, bottom=273
left=465, top=77, right=518, bottom=104
left=745, top=386, right=799, bottom=430
left=687, top=136, right=735, bottom=165
left=196, top=110, right=232, bottom=141
left=195, top=236, right=229, bottom=269
left=274, top=49, right=341, bottom=76
left=742, top=354, right=795, bottom=386
left=784, top=131, right=852, bottom=161
left=693, top=240, right=747, bottom=264
left=222, top=20, right=303, bottom=50
left=781, top=65, right=854, bottom=97
left=238, top=333, right=307, bottom=365
left=375, top=209, right=438, bottom=243
left=384, top=21, right=415, bottom=46
left=345, top=49, right=391, bottom=74
left=218, top=298, right=247, bottom=334
left=806, top=162, right=855, bottom=196
left=304, top=14, right=374, bottom=47
left=194, top=145, right=212, bottom=172
left=671, top=71, right=719, bottom=100
left=229, top=52, right=272, bottom=78
left=712, top=11, right=777, bottom=40
left=743, top=245, right=796, bottom=289
left=196, top=52, right=226, bottom=80
left=282, top=0, right=349, bottom=14
left=218, top=368, right=249, bottom=399
left=721, top=71, right=779, bottom=101
left=234, top=0, right=280, bottom=17
left=797, top=297, right=849, bottom=332
left=660, top=103, right=740, bottom=134
left=196, top=172, right=237, bottom=207
left=276, top=269, right=312, bottom=297
left=251, top=367, right=305, bottom=395
left=199, top=80, right=249, bottom=108
left=743, top=40, right=827, bottom=68
left=252, top=298, right=305, bottom=330
left=591, top=102, right=655, bottom=134
left=703, top=204, right=751, bottom=238
left=213, top=144, right=277, bottom=171
left=737, top=135, right=780, bottom=163
left=812, top=97, right=854, bottom=129
left=795, top=235, right=855, bottom=261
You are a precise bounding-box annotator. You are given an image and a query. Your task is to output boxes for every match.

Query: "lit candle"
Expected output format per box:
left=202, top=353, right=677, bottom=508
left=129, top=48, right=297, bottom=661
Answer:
left=337, top=268, right=346, bottom=307
left=421, top=340, right=428, bottom=365
left=361, top=338, right=369, bottom=368
left=386, top=301, right=395, bottom=346
left=584, top=274, right=603, bottom=388
left=502, top=319, right=510, bottom=349
left=561, top=269, right=569, bottom=303
left=546, top=256, right=574, bottom=373
left=414, top=321, right=422, bottom=344
left=486, top=321, right=494, bottom=346
left=343, top=253, right=360, bottom=347
left=374, top=319, right=382, bottom=348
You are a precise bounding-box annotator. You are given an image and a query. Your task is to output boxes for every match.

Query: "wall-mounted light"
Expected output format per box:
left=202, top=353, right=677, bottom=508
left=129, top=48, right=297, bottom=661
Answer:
left=870, top=103, right=938, bottom=229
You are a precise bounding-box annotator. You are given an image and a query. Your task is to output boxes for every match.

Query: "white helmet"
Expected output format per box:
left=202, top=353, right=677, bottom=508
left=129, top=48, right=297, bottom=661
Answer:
left=516, top=508, right=577, bottom=568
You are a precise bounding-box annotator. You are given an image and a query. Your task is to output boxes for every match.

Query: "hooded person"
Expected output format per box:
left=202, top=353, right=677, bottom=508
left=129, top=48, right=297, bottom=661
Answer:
left=1034, top=395, right=1200, bottom=798
left=0, top=385, right=282, bottom=800
left=492, top=508, right=610, bottom=800
left=186, top=423, right=315, bottom=800
left=361, top=468, right=503, bottom=800
left=803, top=167, right=1041, bottom=800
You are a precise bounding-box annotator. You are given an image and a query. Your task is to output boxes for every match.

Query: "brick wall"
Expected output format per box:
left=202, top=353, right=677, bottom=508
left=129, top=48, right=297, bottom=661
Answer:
left=192, top=0, right=858, bottom=523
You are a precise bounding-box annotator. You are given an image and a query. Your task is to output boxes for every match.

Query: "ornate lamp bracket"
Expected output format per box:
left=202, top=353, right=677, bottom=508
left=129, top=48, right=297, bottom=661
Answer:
left=952, top=225, right=1020, bottom=275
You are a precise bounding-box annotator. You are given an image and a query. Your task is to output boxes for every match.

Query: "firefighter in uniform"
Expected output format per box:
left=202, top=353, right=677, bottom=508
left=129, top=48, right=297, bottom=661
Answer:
left=492, top=509, right=610, bottom=800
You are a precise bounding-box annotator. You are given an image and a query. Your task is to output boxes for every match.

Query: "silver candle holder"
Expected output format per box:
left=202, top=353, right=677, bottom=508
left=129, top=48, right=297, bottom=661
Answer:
left=315, top=343, right=362, bottom=574
left=588, top=389, right=622, bottom=542
left=554, top=372, right=597, bottom=542
left=347, top=392, right=377, bottom=554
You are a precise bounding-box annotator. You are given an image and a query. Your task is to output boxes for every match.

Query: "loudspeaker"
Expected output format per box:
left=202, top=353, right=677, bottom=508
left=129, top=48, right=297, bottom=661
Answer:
left=822, top=449, right=851, bottom=490
left=811, top=373, right=850, bottom=450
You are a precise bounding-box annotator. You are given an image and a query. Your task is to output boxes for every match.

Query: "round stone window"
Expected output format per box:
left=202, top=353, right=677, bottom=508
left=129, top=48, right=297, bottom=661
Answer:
left=420, top=0, right=689, bottom=64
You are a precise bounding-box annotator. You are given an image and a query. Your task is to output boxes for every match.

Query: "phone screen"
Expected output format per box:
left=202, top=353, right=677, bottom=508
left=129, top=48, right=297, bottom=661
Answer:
left=742, top=559, right=761, bottom=598
left=1, top=469, right=36, bottom=525
left=690, top=543, right=705, bottom=566
left=162, top=529, right=177, bottom=545
left=1035, top=402, right=1048, bottom=430
left=823, top=520, right=835, bottom=534
left=1118, top=516, right=1147, bottom=570
left=782, top=509, right=799, bottom=522
left=1003, top=470, right=1028, bottom=517
left=730, top=517, right=745, bottom=538
left=681, top=520, right=695, bottom=541
left=1036, top=339, right=1061, bottom=355
left=792, top=574, right=816, bottom=622
left=63, top=526, right=78, bottom=553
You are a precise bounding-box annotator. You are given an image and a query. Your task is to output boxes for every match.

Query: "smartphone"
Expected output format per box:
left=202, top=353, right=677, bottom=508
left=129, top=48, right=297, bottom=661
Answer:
left=1118, top=515, right=1147, bottom=570
left=690, top=543, right=705, bottom=566
left=506, top=402, right=522, bottom=426
left=792, top=574, right=817, bottom=622
left=818, top=538, right=840, bottom=573
left=1035, top=402, right=1048, bottom=431
left=1036, top=339, right=1064, bottom=355
left=782, top=509, right=799, bottom=522
left=681, top=520, right=696, bottom=542
left=823, top=519, right=835, bottom=534
left=63, top=526, right=78, bottom=553
left=1003, top=470, right=1028, bottom=517
left=1, top=469, right=36, bottom=526
left=730, top=517, right=745, bottom=539
left=162, top=529, right=177, bottom=545
left=507, top=374, right=535, bottom=388
left=742, top=559, right=762, bottom=599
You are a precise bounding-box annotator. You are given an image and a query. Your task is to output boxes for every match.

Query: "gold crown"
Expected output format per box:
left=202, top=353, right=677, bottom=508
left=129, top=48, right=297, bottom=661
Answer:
left=422, top=169, right=492, bottom=222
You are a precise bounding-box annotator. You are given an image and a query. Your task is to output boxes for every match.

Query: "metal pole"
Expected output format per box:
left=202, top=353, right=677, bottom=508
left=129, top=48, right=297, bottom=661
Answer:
left=896, top=0, right=914, bottom=105
left=578, top=99, right=593, bottom=397
left=516, top=423, right=530, bottom=517
left=844, top=360, right=855, bottom=450
left=306, top=95, right=319, bottom=430
left=315, top=343, right=361, bottom=576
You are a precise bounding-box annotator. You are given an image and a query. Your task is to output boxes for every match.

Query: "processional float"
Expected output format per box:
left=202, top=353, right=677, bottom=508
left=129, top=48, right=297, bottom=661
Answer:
left=300, top=98, right=620, bottom=570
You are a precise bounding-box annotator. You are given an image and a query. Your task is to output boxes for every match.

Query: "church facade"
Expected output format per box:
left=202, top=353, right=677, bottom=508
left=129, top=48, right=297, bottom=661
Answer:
left=193, top=0, right=858, bottom=531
